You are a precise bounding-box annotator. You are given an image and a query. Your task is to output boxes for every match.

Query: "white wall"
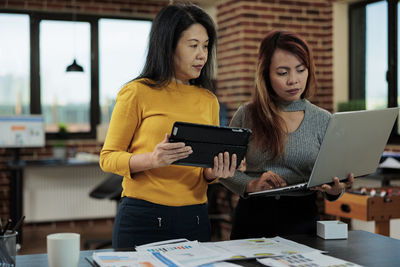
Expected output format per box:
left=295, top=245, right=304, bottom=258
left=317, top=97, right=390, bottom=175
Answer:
left=333, top=1, right=350, bottom=112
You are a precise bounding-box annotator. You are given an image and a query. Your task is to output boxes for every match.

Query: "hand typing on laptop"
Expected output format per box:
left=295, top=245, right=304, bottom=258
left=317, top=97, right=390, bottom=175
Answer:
left=245, top=171, right=354, bottom=195
left=246, top=171, right=287, bottom=192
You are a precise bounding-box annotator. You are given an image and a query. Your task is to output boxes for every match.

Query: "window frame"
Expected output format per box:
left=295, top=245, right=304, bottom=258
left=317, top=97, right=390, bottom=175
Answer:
left=0, top=9, right=151, bottom=140
left=349, top=0, right=398, bottom=143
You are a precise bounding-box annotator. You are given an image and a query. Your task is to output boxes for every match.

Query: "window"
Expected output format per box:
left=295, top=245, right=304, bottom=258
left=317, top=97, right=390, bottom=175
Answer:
left=349, top=0, right=398, bottom=141
left=0, top=13, right=30, bottom=115
left=99, top=19, right=151, bottom=124
left=365, top=1, right=388, bottom=109
left=0, top=11, right=151, bottom=139
left=40, top=20, right=91, bottom=133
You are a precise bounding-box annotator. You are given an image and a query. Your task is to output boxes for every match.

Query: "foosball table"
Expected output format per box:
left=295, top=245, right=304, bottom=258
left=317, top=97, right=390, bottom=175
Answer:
left=324, top=186, right=400, bottom=236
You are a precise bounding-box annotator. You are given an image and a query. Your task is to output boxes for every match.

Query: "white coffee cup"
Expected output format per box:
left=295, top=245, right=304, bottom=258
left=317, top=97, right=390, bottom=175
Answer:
left=47, top=233, right=80, bottom=267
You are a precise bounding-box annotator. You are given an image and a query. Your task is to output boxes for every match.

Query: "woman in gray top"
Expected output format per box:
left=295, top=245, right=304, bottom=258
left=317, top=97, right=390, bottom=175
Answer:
left=220, top=30, right=354, bottom=239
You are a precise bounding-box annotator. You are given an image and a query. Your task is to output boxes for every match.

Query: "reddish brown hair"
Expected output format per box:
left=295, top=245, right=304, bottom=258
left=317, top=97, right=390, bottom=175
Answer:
left=248, top=30, right=316, bottom=159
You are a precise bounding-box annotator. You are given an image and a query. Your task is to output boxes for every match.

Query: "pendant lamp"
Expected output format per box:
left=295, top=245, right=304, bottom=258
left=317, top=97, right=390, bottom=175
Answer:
left=66, top=0, right=84, bottom=72
left=66, top=59, right=84, bottom=72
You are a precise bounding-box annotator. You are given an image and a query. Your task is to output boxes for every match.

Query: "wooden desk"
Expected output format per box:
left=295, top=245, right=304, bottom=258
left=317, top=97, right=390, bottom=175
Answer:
left=16, top=230, right=400, bottom=267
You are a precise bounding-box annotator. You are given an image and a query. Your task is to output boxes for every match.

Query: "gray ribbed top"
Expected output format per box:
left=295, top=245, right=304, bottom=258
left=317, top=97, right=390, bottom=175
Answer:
left=220, top=99, right=332, bottom=197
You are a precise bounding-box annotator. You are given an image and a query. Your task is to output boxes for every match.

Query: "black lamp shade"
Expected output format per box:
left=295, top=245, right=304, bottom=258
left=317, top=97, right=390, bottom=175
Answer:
left=66, top=59, right=84, bottom=72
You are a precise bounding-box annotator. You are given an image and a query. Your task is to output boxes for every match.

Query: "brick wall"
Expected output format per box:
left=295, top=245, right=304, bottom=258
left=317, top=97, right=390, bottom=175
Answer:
left=216, top=0, right=335, bottom=119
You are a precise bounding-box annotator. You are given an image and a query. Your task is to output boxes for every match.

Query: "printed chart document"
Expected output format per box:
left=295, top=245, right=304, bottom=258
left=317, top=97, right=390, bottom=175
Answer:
left=203, top=237, right=323, bottom=259
left=135, top=240, right=232, bottom=266
left=257, top=251, right=363, bottom=267
left=92, top=251, right=181, bottom=267
left=92, top=237, right=358, bottom=267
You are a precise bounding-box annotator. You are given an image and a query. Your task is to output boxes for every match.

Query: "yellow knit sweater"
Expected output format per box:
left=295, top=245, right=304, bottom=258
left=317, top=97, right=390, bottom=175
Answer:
left=100, top=79, right=220, bottom=206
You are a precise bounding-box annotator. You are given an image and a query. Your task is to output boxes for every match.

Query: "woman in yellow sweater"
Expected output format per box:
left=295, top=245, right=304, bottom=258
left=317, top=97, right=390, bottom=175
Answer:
left=100, top=3, right=237, bottom=248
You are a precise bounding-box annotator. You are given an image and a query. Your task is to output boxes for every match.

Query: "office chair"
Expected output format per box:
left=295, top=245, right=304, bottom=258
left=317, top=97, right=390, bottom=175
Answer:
left=84, top=173, right=123, bottom=249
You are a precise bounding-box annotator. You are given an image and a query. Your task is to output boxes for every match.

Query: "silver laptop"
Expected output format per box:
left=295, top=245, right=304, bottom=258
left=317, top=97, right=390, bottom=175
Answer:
left=248, top=108, right=399, bottom=197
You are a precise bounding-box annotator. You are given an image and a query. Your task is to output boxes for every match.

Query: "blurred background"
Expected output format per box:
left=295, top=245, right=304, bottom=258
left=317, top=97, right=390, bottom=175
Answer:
left=1, top=0, right=400, bottom=254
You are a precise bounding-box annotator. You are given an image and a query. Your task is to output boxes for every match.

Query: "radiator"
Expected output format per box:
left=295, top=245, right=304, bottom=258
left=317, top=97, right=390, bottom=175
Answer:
left=23, top=165, right=117, bottom=222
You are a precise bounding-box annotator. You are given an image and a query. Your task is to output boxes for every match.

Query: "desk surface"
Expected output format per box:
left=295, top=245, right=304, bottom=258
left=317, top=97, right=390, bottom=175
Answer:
left=16, top=230, right=400, bottom=267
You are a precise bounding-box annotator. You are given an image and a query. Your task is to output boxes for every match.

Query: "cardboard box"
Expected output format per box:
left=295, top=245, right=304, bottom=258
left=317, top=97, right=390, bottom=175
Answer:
left=317, top=221, right=348, bottom=239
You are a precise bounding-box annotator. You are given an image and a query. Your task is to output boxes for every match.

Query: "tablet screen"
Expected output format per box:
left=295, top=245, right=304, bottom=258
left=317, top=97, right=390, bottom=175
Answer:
left=169, top=121, right=251, bottom=168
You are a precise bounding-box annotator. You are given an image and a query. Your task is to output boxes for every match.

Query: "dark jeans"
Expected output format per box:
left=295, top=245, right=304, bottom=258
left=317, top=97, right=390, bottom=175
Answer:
left=231, top=193, right=319, bottom=239
left=112, top=197, right=211, bottom=249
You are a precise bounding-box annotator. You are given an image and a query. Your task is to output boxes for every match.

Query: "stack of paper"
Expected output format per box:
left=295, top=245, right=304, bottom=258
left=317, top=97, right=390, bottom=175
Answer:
left=92, top=237, right=361, bottom=267
left=379, top=157, right=400, bottom=169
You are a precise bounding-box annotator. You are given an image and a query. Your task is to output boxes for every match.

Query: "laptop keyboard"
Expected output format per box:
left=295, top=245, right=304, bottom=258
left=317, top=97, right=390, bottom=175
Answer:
left=248, top=182, right=308, bottom=196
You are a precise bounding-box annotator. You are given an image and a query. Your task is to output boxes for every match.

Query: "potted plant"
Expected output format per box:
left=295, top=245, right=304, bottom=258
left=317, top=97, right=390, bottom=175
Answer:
left=337, top=100, right=366, bottom=112
left=53, top=122, right=68, bottom=159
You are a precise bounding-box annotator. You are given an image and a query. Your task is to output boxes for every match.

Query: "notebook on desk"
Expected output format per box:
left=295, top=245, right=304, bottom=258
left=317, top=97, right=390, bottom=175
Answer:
left=248, top=108, right=399, bottom=197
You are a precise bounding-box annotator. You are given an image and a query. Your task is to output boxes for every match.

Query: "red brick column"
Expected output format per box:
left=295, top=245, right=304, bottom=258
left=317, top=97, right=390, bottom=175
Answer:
left=216, top=0, right=335, bottom=119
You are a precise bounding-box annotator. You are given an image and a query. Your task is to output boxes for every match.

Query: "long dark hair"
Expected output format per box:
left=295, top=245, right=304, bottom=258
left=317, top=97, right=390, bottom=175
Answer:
left=137, top=3, right=217, bottom=90
left=249, top=30, right=316, bottom=159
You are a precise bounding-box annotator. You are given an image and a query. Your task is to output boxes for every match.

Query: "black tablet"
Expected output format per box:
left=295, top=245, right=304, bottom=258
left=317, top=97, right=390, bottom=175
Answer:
left=169, top=121, right=251, bottom=168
